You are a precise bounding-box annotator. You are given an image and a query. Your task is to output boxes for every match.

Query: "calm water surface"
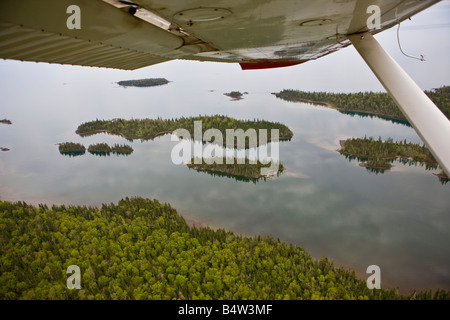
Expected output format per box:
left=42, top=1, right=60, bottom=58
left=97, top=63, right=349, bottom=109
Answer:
left=1, top=68, right=449, bottom=294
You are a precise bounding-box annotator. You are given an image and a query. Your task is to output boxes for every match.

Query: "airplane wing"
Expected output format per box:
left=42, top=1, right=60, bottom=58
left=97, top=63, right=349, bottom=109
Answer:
left=0, top=0, right=440, bottom=70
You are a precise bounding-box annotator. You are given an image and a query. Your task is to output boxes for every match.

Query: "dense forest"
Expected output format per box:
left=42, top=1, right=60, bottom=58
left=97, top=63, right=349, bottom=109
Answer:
left=339, top=137, right=448, bottom=182
left=273, top=86, right=450, bottom=123
left=1, top=197, right=448, bottom=300
left=187, top=157, right=285, bottom=183
left=76, top=115, right=293, bottom=147
left=117, top=78, right=169, bottom=87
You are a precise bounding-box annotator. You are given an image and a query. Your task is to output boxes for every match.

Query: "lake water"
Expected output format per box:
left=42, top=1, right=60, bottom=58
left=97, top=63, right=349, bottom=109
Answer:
left=1, top=64, right=449, bottom=294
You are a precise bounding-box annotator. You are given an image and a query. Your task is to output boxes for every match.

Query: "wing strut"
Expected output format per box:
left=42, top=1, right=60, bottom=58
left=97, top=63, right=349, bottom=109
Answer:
left=349, top=32, right=450, bottom=177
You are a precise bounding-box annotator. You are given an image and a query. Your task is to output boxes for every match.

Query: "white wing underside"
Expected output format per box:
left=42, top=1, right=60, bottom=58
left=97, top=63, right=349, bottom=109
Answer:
left=0, top=0, right=440, bottom=70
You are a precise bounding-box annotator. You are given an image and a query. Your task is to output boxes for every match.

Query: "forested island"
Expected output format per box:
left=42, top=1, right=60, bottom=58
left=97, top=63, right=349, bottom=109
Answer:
left=76, top=115, right=293, bottom=147
left=117, top=78, right=169, bottom=87
left=224, top=91, right=246, bottom=100
left=187, top=157, right=285, bottom=183
left=58, top=142, right=133, bottom=157
left=88, top=143, right=133, bottom=156
left=273, top=86, right=450, bottom=124
left=1, top=196, right=448, bottom=300
left=339, top=137, right=448, bottom=182
left=58, top=142, right=86, bottom=157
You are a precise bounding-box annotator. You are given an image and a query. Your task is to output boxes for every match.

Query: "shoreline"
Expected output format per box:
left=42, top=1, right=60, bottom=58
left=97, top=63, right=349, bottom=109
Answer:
left=76, top=129, right=174, bottom=140
left=177, top=205, right=432, bottom=295
left=77, top=129, right=292, bottom=146
left=0, top=194, right=443, bottom=295
left=274, top=94, right=408, bottom=122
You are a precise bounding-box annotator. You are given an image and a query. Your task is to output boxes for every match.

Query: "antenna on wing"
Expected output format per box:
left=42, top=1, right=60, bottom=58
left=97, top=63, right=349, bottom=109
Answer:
left=397, top=21, right=425, bottom=61
left=333, top=25, right=346, bottom=45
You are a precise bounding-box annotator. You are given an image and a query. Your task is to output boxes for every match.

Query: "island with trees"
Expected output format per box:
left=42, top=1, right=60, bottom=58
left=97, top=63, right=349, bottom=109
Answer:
left=273, top=86, right=450, bottom=125
left=338, top=137, right=448, bottom=183
left=1, top=196, right=448, bottom=300
left=88, top=143, right=133, bottom=156
left=187, top=157, right=285, bottom=183
left=224, top=91, right=246, bottom=100
left=58, top=142, right=86, bottom=157
left=117, top=78, right=169, bottom=87
left=76, top=115, right=293, bottom=147
left=58, top=142, right=133, bottom=157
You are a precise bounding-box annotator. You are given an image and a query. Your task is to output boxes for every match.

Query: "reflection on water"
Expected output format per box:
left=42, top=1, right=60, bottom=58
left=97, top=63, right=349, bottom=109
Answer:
left=187, top=156, right=285, bottom=184
left=341, top=154, right=443, bottom=177
left=187, top=166, right=273, bottom=184
left=59, top=151, right=85, bottom=157
left=337, top=110, right=412, bottom=127
left=0, top=76, right=449, bottom=294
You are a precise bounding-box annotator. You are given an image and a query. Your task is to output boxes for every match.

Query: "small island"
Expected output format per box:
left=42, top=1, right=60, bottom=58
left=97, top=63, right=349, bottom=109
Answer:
left=224, top=91, right=246, bottom=100
left=273, top=86, right=450, bottom=124
left=58, top=142, right=86, bottom=157
left=117, top=78, right=169, bottom=87
left=76, top=115, right=293, bottom=148
left=1, top=147, right=10, bottom=152
left=187, top=157, right=285, bottom=183
left=339, top=137, right=449, bottom=183
left=0, top=119, right=12, bottom=125
left=88, top=143, right=133, bottom=156
left=58, top=142, right=133, bottom=157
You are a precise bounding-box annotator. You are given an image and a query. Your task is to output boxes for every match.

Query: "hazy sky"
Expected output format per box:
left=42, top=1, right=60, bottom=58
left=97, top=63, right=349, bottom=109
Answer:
left=0, top=0, right=448, bottom=93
